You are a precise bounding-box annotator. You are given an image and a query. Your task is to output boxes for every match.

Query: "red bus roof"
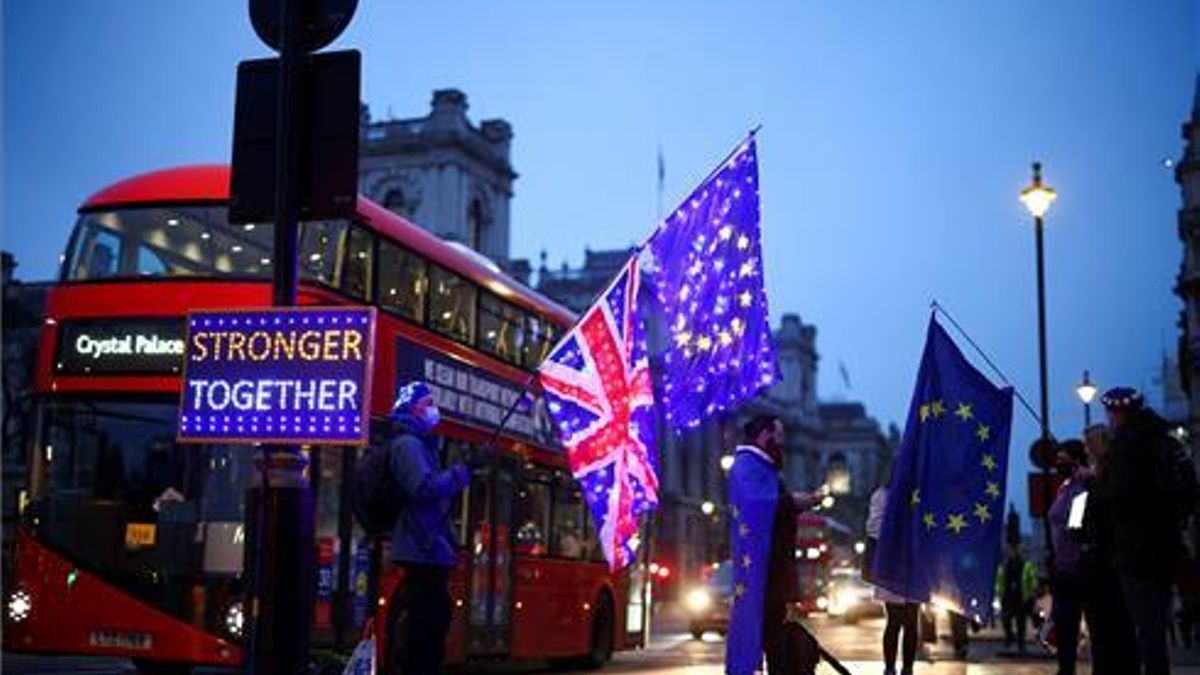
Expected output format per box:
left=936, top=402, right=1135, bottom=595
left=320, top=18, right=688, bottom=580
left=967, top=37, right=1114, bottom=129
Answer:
left=81, top=165, right=576, bottom=326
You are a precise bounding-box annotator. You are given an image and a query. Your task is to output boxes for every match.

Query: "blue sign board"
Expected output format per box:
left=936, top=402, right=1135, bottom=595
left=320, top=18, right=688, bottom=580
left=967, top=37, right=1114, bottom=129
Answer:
left=177, top=307, right=376, bottom=445
left=395, top=335, right=559, bottom=449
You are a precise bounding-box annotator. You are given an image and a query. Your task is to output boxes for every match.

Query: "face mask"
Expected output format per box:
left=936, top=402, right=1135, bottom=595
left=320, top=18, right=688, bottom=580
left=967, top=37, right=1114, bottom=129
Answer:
left=422, top=406, right=441, bottom=429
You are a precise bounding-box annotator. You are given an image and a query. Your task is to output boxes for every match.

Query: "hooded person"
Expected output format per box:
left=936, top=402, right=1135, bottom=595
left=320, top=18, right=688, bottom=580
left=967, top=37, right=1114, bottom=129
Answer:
left=725, top=414, right=824, bottom=675
left=384, top=380, right=479, bottom=674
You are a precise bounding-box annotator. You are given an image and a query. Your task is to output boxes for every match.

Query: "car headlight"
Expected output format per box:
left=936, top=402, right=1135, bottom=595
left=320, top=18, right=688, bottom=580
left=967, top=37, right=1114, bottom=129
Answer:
left=816, top=595, right=829, bottom=611
left=224, top=601, right=244, bottom=638
left=7, top=588, right=32, bottom=623
left=685, top=588, right=712, bottom=613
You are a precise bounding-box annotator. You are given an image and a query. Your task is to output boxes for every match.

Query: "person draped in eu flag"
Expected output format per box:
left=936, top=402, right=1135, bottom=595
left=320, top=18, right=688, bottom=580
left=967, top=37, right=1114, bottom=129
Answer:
left=726, top=414, right=825, bottom=675
left=872, top=316, right=1014, bottom=627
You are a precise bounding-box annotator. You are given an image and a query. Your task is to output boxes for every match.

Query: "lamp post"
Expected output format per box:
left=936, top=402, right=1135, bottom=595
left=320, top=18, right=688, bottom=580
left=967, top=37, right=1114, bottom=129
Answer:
left=1019, top=161, right=1057, bottom=566
left=1076, top=370, right=1097, bottom=430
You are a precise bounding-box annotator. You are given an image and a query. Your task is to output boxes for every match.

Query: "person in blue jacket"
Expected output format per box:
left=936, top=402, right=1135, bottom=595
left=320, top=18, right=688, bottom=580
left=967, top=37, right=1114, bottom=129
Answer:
left=385, top=380, right=478, bottom=674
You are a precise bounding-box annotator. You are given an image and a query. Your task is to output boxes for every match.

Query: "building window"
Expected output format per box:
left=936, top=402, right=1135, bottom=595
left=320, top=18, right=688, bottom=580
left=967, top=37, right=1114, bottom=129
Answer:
left=467, top=199, right=485, bottom=251
left=827, top=452, right=850, bottom=495
left=428, top=264, right=476, bottom=344
left=378, top=240, right=427, bottom=322
left=382, top=189, right=407, bottom=217
left=477, top=293, right=523, bottom=364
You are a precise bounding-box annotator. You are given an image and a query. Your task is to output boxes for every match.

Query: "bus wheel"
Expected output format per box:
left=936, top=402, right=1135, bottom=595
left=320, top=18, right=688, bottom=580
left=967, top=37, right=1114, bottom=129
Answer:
left=581, top=592, right=614, bottom=669
left=132, top=660, right=191, bottom=675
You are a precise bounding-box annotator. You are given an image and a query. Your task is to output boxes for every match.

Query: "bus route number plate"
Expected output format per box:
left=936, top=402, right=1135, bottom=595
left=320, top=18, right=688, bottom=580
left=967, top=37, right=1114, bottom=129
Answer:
left=124, top=523, right=157, bottom=549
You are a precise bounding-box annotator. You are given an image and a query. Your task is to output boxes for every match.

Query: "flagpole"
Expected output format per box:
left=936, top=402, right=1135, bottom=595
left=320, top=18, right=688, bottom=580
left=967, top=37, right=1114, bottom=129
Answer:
left=930, top=301, right=1045, bottom=432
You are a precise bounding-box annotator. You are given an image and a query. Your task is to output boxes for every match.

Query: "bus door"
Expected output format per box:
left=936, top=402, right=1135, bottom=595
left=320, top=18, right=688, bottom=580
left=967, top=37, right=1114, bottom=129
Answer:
left=466, top=464, right=513, bottom=657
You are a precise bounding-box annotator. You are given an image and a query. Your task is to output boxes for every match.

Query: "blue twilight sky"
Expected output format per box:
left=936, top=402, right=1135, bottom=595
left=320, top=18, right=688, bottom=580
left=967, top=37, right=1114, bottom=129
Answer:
left=4, top=1, right=1199, bottom=524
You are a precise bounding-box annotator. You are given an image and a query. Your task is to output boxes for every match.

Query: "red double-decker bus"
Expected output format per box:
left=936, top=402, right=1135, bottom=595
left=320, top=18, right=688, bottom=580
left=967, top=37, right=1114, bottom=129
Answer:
left=3, top=166, right=644, bottom=673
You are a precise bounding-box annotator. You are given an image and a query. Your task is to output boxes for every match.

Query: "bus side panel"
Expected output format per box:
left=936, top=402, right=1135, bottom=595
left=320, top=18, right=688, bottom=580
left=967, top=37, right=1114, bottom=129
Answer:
left=3, top=531, right=241, bottom=666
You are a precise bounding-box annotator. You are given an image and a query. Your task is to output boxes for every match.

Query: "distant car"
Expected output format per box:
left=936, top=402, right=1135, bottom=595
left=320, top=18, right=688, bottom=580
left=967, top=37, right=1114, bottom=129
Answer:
left=825, top=567, right=882, bottom=624
left=685, top=562, right=733, bottom=640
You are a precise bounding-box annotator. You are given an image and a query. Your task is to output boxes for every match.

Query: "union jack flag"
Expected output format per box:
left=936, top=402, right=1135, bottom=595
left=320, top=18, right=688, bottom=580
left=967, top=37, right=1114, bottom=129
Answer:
left=537, top=256, right=659, bottom=570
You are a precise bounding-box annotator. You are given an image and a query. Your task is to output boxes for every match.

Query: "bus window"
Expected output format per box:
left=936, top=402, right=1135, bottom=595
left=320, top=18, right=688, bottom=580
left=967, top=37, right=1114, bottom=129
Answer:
left=64, top=208, right=273, bottom=280
left=338, top=226, right=374, bottom=301
left=428, top=264, right=476, bottom=344
left=512, top=479, right=550, bottom=557
left=377, top=240, right=427, bottom=322
left=524, top=315, right=558, bottom=368
left=299, top=221, right=348, bottom=285
left=478, top=293, right=524, bottom=365
left=551, top=476, right=586, bottom=560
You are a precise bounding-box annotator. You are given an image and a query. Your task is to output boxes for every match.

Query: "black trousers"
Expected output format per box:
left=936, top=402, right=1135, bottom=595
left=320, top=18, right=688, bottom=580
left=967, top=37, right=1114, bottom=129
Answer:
left=1082, top=566, right=1141, bottom=675
left=387, top=563, right=451, bottom=675
left=1002, top=597, right=1027, bottom=650
left=1053, top=573, right=1085, bottom=675
left=882, top=602, right=919, bottom=672
left=763, top=597, right=787, bottom=675
left=1119, top=572, right=1171, bottom=675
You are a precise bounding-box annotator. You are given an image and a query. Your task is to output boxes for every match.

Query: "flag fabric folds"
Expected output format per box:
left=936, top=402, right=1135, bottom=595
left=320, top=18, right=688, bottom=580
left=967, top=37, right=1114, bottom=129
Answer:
left=724, top=448, right=780, bottom=675
left=872, top=317, right=1013, bottom=621
left=538, top=257, right=659, bottom=569
left=643, top=138, right=778, bottom=429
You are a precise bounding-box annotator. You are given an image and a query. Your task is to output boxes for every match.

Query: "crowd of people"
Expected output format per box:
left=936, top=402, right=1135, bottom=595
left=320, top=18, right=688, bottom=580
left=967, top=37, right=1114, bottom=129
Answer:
left=859, top=386, right=1197, bottom=675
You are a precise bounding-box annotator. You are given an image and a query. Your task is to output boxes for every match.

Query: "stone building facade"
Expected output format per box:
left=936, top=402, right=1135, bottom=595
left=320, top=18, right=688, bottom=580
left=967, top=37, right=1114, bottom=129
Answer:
left=1175, top=76, right=1200, bottom=554
left=359, top=89, right=517, bottom=265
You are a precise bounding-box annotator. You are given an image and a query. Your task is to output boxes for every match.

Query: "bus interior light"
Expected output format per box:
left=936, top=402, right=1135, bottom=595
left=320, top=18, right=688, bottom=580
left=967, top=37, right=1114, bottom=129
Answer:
left=224, top=602, right=244, bottom=638
left=7, top=588, right=31, bottom=622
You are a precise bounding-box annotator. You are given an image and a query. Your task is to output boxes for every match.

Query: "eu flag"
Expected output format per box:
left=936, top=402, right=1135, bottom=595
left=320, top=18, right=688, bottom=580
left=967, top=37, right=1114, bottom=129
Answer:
left=872, top=317, right=1013, bottom=622
left=642, top=138, right=778, bottom=429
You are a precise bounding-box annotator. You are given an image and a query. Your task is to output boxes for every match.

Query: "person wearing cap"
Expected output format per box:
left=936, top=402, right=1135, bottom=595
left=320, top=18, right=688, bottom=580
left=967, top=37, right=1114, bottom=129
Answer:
left=1047, top=439, right=1091, bottom=674
left=384, top=380, right=478, bottom=674
left=1096, top=386, right=1195, bottom=675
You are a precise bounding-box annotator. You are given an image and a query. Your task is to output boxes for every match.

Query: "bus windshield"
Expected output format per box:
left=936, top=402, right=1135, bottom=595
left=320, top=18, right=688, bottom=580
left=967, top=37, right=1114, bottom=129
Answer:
left=35, top=400, right=254, bottom=629
left=64, top=206, right=275, bottom=280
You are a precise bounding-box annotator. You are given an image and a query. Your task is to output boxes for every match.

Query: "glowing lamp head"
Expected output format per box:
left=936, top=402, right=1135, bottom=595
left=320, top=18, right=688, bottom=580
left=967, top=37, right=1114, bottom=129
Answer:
left=1019, top=162, right=1057, bottom=219
left=700, top=501, right=716, bottom=516
left=1076, top=370, right=1097, bottom=404
left=719, top=454, right=735, bottom=472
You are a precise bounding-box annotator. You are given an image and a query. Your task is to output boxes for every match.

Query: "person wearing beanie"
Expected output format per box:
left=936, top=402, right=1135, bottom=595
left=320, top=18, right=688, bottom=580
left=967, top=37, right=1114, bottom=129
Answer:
left=1094, top=386, right=1193, bottom=675
left=384, top=380, right=476, bottom=674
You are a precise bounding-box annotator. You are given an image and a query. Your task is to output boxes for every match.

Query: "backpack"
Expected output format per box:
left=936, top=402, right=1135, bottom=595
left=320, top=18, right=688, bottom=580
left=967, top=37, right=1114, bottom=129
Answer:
left=351, top=444, right=403, bottom=536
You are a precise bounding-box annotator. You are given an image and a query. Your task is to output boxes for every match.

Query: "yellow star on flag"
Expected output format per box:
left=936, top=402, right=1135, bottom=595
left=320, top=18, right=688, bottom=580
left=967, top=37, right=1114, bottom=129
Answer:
left=739, top=290, right=753, bottom=307
left=696, top=334, right=713, bottom=352
left=982, top=453, right=997, bottom=472
left=930, top=400, right=946, bottom=418
left=742, top=554, right=752, bottom=569
left=910, top=489, right=921, bottom=506
left=731, top=505, right=741, bottom=520
left=734, top=583, right=746, bottom=599
left=923, top=512, right=937, bottom=530
left=731, top=317, right=745, bottom=336
left=739, top=259, right=756, bottom=277
left=976, top=424, right=991, bottom=442
left=986, top=482, right=1001, bottom=499
left=674, top=331, right=692, bottom=349
left=737, top=234, right=751, bottom=250
left=719, top=224, right=734, bottom=240
left=955, top=403, right=974, bottom=421
left=739, top=524, right=750, bottom=538
left=920, top=404, right=931, bottom=422
left=946, top=513, right=968, bottom=535
left=718, top=330, right=734, bottom=347
left=974, top=503, right=992, bottom=523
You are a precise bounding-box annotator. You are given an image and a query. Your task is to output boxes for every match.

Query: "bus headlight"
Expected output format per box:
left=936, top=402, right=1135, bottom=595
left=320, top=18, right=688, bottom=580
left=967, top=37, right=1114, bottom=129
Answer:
left=224, top=602, right=244, bottom=638
left=685, top=588, right=712, bottom=614
left=7, top=588, right=32, bottom=623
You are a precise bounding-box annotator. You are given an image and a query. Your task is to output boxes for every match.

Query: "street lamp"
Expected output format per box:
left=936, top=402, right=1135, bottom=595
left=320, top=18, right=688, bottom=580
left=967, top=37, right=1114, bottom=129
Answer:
left=1020, top=161, right=1057, bottom=567
left=1076, top=370, right=1097, bottom=429
left=701, top=500, right=715, bottom=516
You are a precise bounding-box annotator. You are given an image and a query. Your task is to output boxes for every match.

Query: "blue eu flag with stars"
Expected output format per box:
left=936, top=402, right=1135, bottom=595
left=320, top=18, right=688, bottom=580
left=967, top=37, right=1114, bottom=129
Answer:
left=872, top=317, right=1013, bottom=622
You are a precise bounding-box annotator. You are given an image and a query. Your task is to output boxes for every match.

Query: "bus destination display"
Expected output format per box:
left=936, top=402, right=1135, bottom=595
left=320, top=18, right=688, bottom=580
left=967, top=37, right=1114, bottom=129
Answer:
left=177, top=307, right=376, bottom=445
